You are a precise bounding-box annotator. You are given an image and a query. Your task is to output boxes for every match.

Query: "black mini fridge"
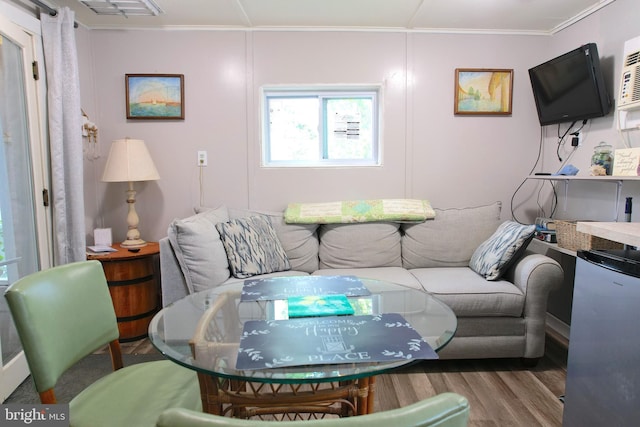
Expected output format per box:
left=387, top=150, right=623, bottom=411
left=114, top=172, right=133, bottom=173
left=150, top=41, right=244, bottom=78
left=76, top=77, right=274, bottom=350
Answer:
left=563, top=249, right=640, bottom=426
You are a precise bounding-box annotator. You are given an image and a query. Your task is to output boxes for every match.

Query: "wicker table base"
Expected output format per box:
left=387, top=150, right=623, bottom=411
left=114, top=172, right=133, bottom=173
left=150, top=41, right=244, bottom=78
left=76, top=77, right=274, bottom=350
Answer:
left=189, top=291, right=379, bottom=419
left=196, top=372, right=375, bottom=419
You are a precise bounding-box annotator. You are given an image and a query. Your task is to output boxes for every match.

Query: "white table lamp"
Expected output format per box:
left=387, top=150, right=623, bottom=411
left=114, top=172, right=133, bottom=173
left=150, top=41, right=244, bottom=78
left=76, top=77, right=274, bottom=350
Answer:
left=102, top=138, right=160, bottom=248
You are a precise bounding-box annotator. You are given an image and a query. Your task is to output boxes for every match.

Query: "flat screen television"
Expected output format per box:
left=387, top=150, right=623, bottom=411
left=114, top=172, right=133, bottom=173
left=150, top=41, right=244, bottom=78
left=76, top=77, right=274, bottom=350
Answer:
left=528, top=43, right=611, bottom=126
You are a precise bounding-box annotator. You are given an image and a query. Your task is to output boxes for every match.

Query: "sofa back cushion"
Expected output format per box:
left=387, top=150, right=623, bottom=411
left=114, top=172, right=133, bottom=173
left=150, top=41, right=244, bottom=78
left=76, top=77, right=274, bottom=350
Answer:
left=167, top=206, right=231, bottom=293
left=401, top=202, right=502, bottom=269
left=318, top=222, right=402, bottom=269
left=228, top=208, right=319, bottom=273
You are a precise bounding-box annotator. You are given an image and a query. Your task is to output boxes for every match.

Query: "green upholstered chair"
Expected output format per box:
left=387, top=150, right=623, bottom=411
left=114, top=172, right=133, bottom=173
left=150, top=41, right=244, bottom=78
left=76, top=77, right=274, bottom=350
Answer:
left=4, top=260, right=201, bottom=427
left=156, top=393, right=470, bottom=427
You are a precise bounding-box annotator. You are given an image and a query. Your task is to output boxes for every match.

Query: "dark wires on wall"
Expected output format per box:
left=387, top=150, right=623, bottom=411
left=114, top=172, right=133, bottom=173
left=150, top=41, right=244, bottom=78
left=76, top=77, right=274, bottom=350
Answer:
left=556, top=119, right=588, bottom=161
left=510, top=126, right=556, bottom=224
left=512, top=119, right=590, bottom=224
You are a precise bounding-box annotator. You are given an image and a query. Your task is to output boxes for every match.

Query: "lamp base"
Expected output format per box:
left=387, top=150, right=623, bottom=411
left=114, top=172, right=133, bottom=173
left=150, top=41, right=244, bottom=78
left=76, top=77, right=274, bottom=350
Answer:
left=120, top=239, right=148, bottom=249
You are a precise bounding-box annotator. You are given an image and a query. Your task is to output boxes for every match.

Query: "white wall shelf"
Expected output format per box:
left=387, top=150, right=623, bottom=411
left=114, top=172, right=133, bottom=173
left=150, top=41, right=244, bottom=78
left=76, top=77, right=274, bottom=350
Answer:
left=527, top=175, right=640, bottom=219
left=526, top=175, right=640, bottom=182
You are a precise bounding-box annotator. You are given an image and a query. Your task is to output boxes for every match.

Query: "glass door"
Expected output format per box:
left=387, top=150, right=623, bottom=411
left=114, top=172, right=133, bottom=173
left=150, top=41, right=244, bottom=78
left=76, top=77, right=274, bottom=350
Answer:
left=0, top=13, right=51, bottom=401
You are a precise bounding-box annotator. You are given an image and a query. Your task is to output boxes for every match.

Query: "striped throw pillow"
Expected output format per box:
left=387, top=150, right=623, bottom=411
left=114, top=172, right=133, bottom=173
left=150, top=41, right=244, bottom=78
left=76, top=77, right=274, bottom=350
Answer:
left=469, top=221, right=535, bottom=280
left=216, top=215, right=291, bottom=279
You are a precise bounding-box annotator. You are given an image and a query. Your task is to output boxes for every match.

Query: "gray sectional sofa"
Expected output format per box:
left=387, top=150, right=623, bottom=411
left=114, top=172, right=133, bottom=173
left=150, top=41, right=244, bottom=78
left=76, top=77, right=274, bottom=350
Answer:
left=159, top=202, right=563, bottom=363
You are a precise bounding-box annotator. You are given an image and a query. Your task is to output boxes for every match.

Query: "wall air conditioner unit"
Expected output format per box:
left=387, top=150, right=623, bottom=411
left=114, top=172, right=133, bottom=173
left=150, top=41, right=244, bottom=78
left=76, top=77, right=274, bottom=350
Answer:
left=619, top=35, right=640, bottom=111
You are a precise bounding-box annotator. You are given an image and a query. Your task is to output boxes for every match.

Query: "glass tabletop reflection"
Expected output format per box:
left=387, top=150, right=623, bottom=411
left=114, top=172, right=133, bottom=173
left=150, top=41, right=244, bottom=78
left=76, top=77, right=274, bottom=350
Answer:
left=149, top=277, right=457, bottom=384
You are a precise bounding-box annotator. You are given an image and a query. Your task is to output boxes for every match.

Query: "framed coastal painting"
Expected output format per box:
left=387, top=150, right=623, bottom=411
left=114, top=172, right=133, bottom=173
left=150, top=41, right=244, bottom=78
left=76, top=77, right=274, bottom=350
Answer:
left=454, top=69, right=513, bottom=115
left=125, top=74, right=185, bottom=120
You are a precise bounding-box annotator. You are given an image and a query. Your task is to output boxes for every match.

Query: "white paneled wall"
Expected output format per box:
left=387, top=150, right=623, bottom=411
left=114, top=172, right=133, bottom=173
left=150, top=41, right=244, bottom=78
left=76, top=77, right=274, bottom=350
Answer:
left=77, top=0, right=640, bottom=243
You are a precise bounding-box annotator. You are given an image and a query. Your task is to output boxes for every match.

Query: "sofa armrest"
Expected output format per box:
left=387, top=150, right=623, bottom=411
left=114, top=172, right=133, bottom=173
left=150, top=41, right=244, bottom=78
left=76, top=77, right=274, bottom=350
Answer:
left=160, top=237, right=189, bottom=307
left=503, top=249, right=564, bottom=358
left=504, top=250, right=563, bottom=297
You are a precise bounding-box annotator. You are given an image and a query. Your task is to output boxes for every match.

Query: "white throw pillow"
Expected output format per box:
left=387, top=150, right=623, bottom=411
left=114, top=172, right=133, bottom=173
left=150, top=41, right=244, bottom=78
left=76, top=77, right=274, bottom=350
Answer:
left=469, top=221, right=535, bottom=280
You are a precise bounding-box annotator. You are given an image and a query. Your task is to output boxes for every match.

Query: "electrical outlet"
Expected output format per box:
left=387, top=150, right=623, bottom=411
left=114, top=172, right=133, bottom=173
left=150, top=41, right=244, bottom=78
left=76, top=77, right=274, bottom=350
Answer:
left=197, top=151, right=207, bottom=167
left=571, top=133, right=582, bottom=147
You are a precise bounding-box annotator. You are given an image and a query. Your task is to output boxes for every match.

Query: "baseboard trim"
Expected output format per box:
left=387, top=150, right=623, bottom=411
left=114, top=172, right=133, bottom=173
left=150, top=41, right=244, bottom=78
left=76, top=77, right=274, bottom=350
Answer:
left=546, top=313, right=569, bottom=347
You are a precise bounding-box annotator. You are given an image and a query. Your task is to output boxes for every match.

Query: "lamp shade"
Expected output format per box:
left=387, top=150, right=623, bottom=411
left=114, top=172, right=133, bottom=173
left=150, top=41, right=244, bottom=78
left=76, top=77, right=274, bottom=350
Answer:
left=102, top=138, right=160, bottom=182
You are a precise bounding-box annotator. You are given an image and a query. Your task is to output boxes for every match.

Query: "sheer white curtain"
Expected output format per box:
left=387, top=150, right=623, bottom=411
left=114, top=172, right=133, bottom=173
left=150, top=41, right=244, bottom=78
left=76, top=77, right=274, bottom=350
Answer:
left=41, top=7, right=85, bottom=264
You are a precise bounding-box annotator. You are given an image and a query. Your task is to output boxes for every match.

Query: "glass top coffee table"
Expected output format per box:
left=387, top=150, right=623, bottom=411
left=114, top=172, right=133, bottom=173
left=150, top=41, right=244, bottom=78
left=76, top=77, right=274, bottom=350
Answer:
left=149, top=277, right=456, bottom=419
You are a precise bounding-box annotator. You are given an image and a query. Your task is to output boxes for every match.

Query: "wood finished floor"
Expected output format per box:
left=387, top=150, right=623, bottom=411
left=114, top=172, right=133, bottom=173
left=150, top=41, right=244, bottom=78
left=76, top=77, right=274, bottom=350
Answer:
left=117, top=331, right=568, bottom=426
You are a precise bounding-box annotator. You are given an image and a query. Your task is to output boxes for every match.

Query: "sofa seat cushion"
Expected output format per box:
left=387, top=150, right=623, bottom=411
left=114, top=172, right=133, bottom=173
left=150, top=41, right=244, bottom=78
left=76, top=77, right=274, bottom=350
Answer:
left=401, top=202, right=502, bottom=269
left=409, top=267, right=524, bottom=317
left=318, top=222, right=401, bottom=269
left=313, top=267, right=422, bottom=290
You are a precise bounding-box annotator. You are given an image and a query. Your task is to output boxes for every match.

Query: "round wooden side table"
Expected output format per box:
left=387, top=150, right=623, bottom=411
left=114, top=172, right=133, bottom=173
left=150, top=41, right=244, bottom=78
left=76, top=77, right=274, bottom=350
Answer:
left=87, top=242, right=160, bottom=342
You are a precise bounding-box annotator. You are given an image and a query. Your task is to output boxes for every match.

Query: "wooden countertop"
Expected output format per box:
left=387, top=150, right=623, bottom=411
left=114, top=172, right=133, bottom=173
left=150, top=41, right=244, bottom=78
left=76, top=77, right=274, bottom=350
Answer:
left=576, top=222, right=640, bottom=248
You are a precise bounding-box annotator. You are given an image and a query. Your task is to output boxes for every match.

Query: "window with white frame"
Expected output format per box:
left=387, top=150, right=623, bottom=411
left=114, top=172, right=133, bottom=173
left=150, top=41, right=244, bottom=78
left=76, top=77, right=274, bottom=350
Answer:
left=262, top=87, right=380, bottom=167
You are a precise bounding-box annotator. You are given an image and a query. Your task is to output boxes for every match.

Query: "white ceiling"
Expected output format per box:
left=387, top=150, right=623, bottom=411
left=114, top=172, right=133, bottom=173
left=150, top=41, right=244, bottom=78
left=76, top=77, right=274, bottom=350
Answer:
left=37, top=0, right=614, bottom=34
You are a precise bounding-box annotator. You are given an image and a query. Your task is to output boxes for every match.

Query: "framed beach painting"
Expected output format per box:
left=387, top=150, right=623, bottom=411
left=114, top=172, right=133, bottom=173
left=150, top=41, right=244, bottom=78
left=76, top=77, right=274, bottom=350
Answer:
left=454, top=69, right=513, bottom=115
left=126, top=74, right=185, bottom=120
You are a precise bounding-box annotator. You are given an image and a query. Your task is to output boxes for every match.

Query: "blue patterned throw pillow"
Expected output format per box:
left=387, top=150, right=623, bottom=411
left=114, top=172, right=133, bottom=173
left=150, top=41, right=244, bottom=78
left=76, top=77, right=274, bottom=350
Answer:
left=216, top=215, right=291, bottom=279
left=469, top=221, right=536, bottom=280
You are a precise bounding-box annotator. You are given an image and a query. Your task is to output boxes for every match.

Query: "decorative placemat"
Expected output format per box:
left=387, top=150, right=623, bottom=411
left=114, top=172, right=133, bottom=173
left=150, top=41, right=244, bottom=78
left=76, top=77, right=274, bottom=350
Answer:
left=241, top=275, right=370, bottom=301
left=236, top=313, right=437, bottom=370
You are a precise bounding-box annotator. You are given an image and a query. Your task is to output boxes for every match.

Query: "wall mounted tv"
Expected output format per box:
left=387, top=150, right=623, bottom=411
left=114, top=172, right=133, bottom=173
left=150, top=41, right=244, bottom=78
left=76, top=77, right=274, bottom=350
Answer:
left=528, top=43, right=611, bottom=126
